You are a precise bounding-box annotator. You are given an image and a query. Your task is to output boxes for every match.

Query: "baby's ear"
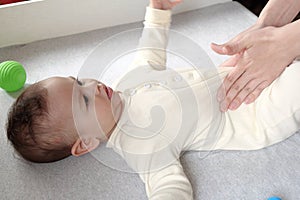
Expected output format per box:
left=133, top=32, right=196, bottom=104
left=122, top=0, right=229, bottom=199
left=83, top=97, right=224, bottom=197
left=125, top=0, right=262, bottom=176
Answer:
left=71, top=138, right=100, bottom=157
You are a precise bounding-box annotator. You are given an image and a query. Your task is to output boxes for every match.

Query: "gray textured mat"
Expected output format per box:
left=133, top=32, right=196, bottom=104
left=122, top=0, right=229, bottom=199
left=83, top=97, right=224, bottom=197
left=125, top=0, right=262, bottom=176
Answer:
left=1, top=2, right=299, bottom=199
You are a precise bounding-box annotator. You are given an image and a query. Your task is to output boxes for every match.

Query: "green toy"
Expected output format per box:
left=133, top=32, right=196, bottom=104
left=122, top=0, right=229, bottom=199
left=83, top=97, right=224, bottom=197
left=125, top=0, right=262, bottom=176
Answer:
left=0, top=61, right=26, bottom=92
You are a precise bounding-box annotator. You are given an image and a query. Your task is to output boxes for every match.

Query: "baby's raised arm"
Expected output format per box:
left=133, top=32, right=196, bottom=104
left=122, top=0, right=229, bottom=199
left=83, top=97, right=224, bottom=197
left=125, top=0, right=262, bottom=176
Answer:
left=129, top=0, right=181, bottom=71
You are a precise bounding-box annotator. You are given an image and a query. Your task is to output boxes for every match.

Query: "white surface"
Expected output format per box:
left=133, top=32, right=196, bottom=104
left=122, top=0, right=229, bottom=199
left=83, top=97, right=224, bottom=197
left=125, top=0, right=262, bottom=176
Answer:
left=0, top=0, right=230, bottom=48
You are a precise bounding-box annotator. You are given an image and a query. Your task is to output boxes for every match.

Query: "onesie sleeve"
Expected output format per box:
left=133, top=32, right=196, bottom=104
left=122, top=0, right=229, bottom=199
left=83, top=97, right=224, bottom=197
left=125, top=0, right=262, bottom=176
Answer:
left=130, top=7, right=171, bottom=71
left=140, top=161, right=193, bottom=200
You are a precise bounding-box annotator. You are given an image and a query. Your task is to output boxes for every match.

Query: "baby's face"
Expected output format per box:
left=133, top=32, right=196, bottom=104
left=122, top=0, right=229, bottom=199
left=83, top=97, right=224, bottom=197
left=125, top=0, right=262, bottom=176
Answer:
left=40, top=76, right=123, bottom=141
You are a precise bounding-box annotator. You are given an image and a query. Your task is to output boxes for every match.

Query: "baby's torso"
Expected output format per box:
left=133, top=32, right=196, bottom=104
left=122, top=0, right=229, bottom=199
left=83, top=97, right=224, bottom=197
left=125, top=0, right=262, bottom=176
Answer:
left=107, top=66, right=231, bottom=173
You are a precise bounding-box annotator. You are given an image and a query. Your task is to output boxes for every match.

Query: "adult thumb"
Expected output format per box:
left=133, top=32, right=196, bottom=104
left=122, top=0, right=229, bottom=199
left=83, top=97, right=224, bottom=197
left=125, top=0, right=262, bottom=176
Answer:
left=211, top=39, right=246, bottom=55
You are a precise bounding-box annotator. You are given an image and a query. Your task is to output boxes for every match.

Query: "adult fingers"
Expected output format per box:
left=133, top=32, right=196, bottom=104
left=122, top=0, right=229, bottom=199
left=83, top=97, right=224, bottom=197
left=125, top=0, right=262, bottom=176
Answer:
left=211, top=42, right=245, bottom=56
left=217, top=63, right=246, bottom=103
left=211, top=43, right=227, bottom=55
left=211, top=32, right=252, bottom=56
left=220, top=69, right=253, bottom=111
left=228, top=79, right=260, bottom=110
left=244, top=81, right=271, bottom=104
left=220, top=53, right=243, bottom=67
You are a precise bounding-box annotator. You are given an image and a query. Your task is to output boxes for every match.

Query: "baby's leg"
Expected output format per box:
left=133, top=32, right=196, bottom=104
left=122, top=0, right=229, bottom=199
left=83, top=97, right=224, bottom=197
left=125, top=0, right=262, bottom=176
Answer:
left=255, top=60, right=300, bottom=143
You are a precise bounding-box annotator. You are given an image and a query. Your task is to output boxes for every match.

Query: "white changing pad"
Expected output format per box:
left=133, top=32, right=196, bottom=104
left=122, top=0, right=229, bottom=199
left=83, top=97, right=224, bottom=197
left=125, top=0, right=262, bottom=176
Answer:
left=0, top=2, right=299, bottom=200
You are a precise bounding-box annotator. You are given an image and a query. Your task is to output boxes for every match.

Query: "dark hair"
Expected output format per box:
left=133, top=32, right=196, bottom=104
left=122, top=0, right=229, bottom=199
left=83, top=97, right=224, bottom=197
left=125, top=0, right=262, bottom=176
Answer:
left=6, top=83, right=73, bottom=163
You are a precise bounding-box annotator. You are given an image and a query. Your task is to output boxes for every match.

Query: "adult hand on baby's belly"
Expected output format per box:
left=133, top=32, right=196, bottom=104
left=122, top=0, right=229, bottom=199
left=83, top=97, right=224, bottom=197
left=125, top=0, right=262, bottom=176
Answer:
left=211, top=25, right=297, bottom=112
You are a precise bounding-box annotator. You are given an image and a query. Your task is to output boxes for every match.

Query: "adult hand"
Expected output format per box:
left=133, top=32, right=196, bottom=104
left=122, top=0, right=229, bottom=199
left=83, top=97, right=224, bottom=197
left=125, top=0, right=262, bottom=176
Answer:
left=149, top=0, right=182, bottom=10
left=211, top=25, right=295, bottom=112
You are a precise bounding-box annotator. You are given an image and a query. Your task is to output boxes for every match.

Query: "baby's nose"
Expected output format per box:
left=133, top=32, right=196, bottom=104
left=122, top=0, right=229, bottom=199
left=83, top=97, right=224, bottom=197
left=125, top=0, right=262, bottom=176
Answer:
left=83, top=79, right=98, bottom=87
left=96, top=83, right=107, bottom=96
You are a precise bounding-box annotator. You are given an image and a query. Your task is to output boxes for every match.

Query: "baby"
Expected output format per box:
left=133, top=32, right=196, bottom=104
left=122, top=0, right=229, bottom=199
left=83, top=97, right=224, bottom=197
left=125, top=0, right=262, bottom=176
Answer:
left=6, top=0, right=300, bottom=199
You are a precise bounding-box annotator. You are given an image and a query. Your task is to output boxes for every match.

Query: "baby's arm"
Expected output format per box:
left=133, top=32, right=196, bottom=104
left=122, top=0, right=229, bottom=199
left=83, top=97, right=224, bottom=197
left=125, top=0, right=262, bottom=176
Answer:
left=130, top=0, right=181, bottom=71
left=140, top=161, right=193, bottom=200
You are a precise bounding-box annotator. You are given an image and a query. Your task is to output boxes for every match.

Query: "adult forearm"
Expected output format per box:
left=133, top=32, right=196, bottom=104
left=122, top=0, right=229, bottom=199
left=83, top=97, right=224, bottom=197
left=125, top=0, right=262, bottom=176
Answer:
left=258, top=0, right=300, bottom=27
left=283, top=19, right=300, bottom=58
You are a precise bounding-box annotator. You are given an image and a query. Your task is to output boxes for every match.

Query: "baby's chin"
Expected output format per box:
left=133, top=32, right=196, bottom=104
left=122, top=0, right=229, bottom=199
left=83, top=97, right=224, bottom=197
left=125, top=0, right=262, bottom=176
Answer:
left=110, top=91, right=124, bottom=123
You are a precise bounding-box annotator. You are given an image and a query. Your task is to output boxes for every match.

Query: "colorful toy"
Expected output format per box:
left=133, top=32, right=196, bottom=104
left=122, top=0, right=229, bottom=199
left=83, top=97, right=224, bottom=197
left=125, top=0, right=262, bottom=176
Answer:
left=267, top=197, right=282, bottom=200
left=0, top=61, right=26, bottom=92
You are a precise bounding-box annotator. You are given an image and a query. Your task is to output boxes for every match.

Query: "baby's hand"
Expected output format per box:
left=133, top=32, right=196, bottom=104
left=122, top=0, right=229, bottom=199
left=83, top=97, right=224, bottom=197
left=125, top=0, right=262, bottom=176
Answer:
left=149, top=0, right=182, bottom=10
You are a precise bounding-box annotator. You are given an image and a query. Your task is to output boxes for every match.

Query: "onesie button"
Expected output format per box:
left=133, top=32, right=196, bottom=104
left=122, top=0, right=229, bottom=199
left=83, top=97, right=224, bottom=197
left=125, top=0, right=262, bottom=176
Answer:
left=173, top=75, right=182, bottom=82
left=129, top=89, right=137, bottom=96
left=125, top=88, right=136, bottom=96
left=188, top=73, right=194, bottom=80
left=159, top=81, right=167, bottom=86
left=144, top=83, right=152, bottom=89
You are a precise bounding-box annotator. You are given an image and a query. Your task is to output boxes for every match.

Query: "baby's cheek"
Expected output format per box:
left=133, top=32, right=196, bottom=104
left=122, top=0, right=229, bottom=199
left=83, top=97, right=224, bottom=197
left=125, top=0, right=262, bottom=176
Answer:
left=95, top=98, right=110, bottom=113
left=94, top=99, right=111, bottom=119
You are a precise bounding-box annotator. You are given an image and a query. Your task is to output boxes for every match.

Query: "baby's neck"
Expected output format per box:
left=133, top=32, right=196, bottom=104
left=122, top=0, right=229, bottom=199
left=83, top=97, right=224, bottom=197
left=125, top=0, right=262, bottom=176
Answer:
left=105, top=91, right=126, bottom=140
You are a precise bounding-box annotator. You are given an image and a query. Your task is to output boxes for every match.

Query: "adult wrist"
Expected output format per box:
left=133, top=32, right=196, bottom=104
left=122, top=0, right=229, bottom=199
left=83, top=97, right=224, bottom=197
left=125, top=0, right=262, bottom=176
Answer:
left=287, top=22, right=300, bottom=58
left=278, top=20, right=300, bottom=60
left=253, top=20, right=266, bottom=29
left=257, top=0, right=300, bottom=27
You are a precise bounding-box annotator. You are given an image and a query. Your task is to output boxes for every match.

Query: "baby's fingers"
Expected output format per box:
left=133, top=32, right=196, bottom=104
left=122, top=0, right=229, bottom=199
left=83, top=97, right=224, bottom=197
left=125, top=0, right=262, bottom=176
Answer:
left=166, top=0, right=182, bottom=8
left=170, top=0, right=182, bottom=5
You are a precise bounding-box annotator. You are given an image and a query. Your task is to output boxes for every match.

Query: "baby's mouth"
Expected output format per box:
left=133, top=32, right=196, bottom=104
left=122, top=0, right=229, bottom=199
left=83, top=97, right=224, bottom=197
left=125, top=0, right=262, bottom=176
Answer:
left=102, top=85, right=113, bottom=100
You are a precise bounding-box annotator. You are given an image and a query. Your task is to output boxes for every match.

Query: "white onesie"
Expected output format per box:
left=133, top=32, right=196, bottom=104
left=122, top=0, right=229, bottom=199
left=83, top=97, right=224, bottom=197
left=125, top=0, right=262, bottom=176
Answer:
left=106, top=7, right=300, bottom=200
